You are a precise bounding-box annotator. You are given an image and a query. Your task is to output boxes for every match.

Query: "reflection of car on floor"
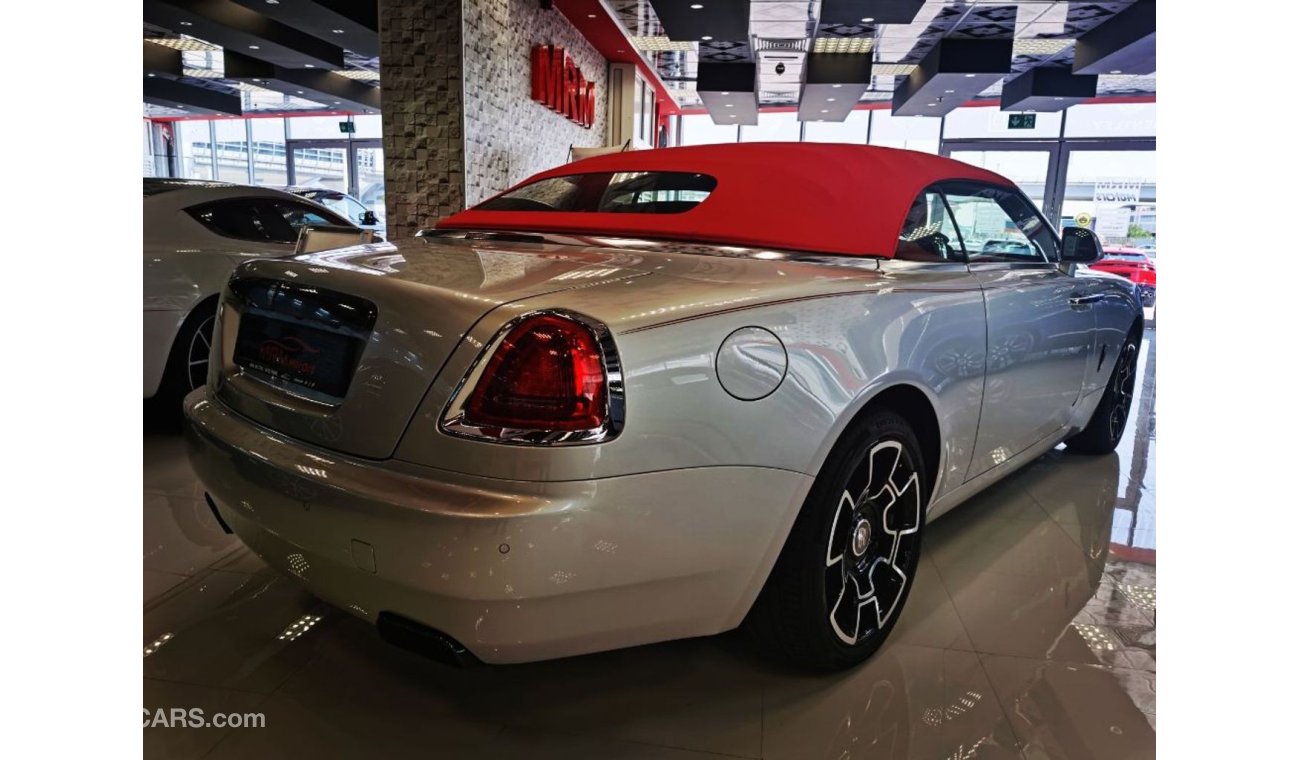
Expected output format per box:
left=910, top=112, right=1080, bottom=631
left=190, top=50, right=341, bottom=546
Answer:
left=143, top=178, right=357, bottom=407
left=1090, top=247, right=1156, bottom=306
left=185, top=144, right=1144, bottom=670
left=283, top=186, right=386, bottom=240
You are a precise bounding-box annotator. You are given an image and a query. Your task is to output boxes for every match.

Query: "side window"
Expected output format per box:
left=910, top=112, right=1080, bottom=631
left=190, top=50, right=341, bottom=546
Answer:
left=187, top=200, right=291, bottom=243
left=263, top=199, right=350, bottom=238
left=941, top=183, right=1055, bottom=264
left=895, top=189, right=964, bottom=262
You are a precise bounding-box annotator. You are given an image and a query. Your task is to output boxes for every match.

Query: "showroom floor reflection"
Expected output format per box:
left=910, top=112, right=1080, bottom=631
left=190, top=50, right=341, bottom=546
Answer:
left=143, top=330, right=1156, bottom=760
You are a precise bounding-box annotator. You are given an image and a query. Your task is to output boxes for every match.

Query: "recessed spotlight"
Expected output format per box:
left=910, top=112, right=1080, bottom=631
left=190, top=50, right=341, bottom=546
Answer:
left=944, top=89, right=955, bottom=93
left=726, top=104, right=734, bottom=108
left=832, top=84, right=842, bottom=88
left=702, top=35, right=712, bottom=41
left=928, top=103, right=937, bottom=107
left=179, top=21, right=192, bottom=26
left=333, top=101, right=340, bottom=104
left=1109, top=69, right=1121, bottom=74
left=148, top=73, right=156, bottom=77
left=252, top=78, right=261, bottom=82
left=296, top=90, right=303, bottom=94
left=587, top=13, right=597, bottom=18
left=690, top=3, right=704, bottom=8
left=249, top=45, right=260, bottom=49
left=827, top=98, right=836, bottom=102
left=861, top=17, right=874, bottom=23
left=266, top=0, right=279, bottom=4
left=963, top=73, right=976, bottom=78
left=304, top=63, right=315, bottom=67
left=1054, top=97, right=1064, bottom=101
left=332, top=29, right=344, bottom=34
left=721, top=91, right=730, bottom=95
left=616, top=49, right=625, bottom=53
left=820, top=109, right=828, bottom=113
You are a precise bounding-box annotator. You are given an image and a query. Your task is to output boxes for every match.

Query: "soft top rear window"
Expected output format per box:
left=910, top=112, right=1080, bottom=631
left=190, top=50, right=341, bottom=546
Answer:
left=476, top=171, right=717, bottom=214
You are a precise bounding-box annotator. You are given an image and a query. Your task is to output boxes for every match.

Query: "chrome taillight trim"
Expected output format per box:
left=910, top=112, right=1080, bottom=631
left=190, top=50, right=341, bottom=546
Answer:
left=438, top=309, right=625, bottom=446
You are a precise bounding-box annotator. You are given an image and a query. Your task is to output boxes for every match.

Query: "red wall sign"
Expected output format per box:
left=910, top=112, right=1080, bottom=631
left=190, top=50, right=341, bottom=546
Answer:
left=531, top=45, right=596, bottom=129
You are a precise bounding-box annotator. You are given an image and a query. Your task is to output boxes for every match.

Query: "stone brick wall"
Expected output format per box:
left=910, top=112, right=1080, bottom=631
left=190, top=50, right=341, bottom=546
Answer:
left=461, top=0, right=608, bottom=206
left=379, top=0, right=608, bottom=236
left=378, top=0, right=466, bottom=240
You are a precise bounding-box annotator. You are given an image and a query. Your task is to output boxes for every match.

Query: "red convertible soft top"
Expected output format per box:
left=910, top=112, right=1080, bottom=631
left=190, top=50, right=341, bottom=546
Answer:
left=437, top=143, right=1015, bottom=257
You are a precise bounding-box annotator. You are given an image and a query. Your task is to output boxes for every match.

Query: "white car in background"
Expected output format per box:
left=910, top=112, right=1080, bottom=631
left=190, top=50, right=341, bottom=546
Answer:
left=143, top=178, right=356, bottom=406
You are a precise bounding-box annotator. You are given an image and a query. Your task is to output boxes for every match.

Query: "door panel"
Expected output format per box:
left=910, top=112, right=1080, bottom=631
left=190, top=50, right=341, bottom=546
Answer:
left=966, top=265, right=1094, bottom=477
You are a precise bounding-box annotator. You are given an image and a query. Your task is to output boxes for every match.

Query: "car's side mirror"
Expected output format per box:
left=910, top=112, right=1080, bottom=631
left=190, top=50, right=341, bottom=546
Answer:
left=1060, top=226, right=1103, bottom=264
left=361, top=210, right=379, bottom=226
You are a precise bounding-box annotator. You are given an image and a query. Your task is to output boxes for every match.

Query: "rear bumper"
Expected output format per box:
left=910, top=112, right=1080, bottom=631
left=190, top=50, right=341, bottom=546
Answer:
left=183, top=390, right=812, bottom=663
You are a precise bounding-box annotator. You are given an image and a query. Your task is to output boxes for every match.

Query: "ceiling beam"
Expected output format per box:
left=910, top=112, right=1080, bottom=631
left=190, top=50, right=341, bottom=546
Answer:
left=1073, top=0, right=1155, bottom=76
left=819, top=0, right=924, bottom=26
left=223, top=49, right=380, bottom=111
left=144, top=76, right=243, bottom=115
left=228, top=0, right=378, bottom=57
left=892, top=39, right=1012, bottom=117
left=143, top=40, right=185, bottom=76
left=1001, top=68, right=1098, bottom=112
left=697, top=61, right=757, bottom=126
left=798, top=54, right=872, bottom=122
left=648, top=0, right=749, bottom=42
left=143, top=0, right=345, bottom=69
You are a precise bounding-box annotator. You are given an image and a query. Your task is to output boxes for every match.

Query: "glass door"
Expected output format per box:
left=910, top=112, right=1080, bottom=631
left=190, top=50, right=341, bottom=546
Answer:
left=351, top=141, right=385, bottom=227
left=941, top=140, right=1062, bottom=215
left=287, top=139, right=350, bottom=193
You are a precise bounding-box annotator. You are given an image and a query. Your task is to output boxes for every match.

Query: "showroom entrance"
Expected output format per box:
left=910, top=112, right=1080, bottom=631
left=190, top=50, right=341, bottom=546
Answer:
left=285, top=138, right=385, bottom=210
left=941, top=137, right=1157, bottom=247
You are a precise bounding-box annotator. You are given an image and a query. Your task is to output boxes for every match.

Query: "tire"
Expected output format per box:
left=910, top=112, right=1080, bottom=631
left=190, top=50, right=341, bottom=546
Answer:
left=154, top=301, right=218, bottom=415
left=746, top=409, right=929, bottom=670
left=1065, top=325, right=1141, bottom=455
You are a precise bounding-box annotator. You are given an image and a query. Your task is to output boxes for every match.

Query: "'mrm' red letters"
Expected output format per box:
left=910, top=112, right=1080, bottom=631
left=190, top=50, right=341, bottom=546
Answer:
left=531, top=45, right=596, bottom=129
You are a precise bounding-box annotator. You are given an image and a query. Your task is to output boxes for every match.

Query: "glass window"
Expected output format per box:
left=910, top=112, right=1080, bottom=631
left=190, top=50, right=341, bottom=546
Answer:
left=680, top=114, right=737, bottom=145
left=869, top=110, right=941, bottom=154
left=943, top=107, right=1062, bottom=139
left=1063, top=102, right=1156, bottom=138
left=803, top=110, right=870, bottom=144
left=941, top=183, right=1056, bottom=264
left=352, top=114, right=382, bottom=139
left=1058, top=150, right=1155, bottom=246
left=249, top=118, right=288, bottom=187
left=298, top=190, right=369, bottom=225
left=946, top=149, right=1052, bottom=210
left=213, top=119, right=250, bottom=184
left=476, top=172, right=717, bottom=214
left=186, top=198, right=347, bottom=243
left=740, top=111, right=800, bottom=143
left=175, top=120, right=215, bottom=180
left=895, top=190, right=964, bottom=262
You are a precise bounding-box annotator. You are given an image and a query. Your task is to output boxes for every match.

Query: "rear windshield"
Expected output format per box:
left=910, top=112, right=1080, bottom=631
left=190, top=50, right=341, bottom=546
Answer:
left=476, top=171, right=717, bottom=214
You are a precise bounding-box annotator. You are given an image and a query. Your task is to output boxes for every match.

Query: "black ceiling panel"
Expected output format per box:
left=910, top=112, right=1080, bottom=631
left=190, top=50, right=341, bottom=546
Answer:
left=143, top=0, right=346, bottom=69
left=697, top=61, right=758, bottom=125
left=648, top=0, right=749, bottom=42
left=1000, top=67, right=1098, bottom=112
left=143, top=40, right=185, bottom=77
left=223, top=50, right=380, bottom=111
left=798, top=54, right=873, bottom=122
left=144, top=76, right=243, bottom=115
left=819, top=0, right=924, bottom=26
left=229, top=0, right=378, bottom=57
left=892, top=38, right=1014, bottom=117
left=1074, top=0, right=1155, bottom=75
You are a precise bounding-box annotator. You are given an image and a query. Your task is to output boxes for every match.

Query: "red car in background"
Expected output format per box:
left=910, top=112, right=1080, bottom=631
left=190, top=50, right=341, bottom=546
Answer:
left=1090, top=247, right=1156, bottom=306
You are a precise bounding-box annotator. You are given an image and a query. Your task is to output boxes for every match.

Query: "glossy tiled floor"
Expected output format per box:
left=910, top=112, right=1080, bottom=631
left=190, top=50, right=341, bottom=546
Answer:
left=144, top=331, right=1156, bottom=760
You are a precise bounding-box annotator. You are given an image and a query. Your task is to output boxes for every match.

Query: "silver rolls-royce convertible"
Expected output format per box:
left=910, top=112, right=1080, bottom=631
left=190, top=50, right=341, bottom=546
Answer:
left=184, top=143, right=1143, bottom=669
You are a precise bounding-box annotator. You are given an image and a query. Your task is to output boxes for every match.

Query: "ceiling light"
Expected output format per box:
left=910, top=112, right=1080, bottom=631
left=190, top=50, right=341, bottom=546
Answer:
left=827, top=98, right=836, bottom=102
left=148, top=73, right=156, bottom=77
left=587, top=13, right=596, bottom=18
left=266, top=0, right=279, bottom=4
left=928, top=103, right=936, bottom=106
left=964, top=73, right=976, bottom=78
left=725, top=104, right=734, bottom=107
left=832, top=84, right=842, bottom=88
left=721, top=91, right=730, bottom=95
left=149, top=37, right=219, bottom=52
left=1054, top=97, right=1064, bottom=101
left=332, top=29, right=345, bottom=34
left=1110, top=69, right=1122, bottom=74
left=334, top=69, right=380, bottom=81
left=872, top=63, right=916, bottom=76
left=304, top=63, right=315, bottom=67
left=690, top=3, right=703, bottom=8
left=296, top=90, right=304, bottom=94
left=631, top=36, right=696, bottom=52
left=702, top=35, right=713, bottom=41
left=861, top=17, right=874, bottom=23
left=1013, top=39, right=1071, bottom=56
left=179, top=21, right=192, bottom=26
left=820, top=109, right=828, bottom=113
left=812, top=37, right=873, bottom=54
left=249, top=45, right=260, bottom=49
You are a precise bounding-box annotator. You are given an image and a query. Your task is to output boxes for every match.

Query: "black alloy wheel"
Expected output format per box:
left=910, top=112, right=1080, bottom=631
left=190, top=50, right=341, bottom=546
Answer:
left=1066, top=326, right=1141, bottom=454
left=747, top=409, right=928, bottom=670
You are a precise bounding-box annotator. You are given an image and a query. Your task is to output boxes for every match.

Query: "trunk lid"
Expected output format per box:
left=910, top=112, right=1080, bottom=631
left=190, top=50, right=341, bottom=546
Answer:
left=212, top=237, right=648, bottom=459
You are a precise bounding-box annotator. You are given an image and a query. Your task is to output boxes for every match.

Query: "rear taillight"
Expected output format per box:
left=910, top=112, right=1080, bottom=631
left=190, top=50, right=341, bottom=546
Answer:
left=442, top=312, right=623, bottom=444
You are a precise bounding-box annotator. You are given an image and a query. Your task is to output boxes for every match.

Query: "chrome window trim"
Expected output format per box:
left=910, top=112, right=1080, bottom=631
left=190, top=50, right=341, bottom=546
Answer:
left=439, top=309, right=626, bottom=446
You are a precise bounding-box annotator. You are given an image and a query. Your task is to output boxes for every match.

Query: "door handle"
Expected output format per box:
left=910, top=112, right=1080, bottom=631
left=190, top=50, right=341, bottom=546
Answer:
left=1069, top=293, right=1103, bottom=306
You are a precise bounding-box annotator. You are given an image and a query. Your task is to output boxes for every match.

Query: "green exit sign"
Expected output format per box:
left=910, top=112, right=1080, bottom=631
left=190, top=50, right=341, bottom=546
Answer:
left=338, top=120, right=356, bottom=134
left=1008, top=113, right=1037, bottom=130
